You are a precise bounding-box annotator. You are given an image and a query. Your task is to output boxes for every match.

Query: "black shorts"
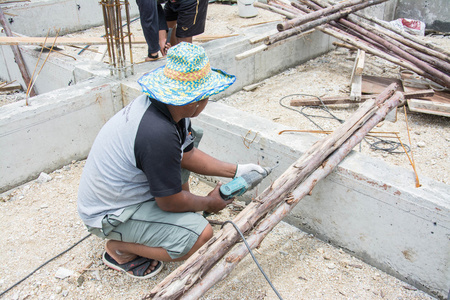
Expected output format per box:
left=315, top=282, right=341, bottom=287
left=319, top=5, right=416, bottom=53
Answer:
left=164, top=0, right=208, bottom=38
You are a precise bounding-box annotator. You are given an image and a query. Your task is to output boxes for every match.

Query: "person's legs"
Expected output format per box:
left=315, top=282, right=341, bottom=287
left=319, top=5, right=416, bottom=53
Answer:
left=157, top=3, right=170, bottom=56
left=136, top=0, right=161, bottom=59
left=105, top=223, right=213, bottom=263
left=88, top=200, right=210, bottom=276
left=168, top=0, right=208, bottom=45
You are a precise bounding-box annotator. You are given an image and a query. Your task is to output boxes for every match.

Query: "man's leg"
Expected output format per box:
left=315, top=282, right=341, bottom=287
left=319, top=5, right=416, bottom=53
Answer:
left=136, top=0, right=161, bottom=60
left=170, top=0, right=208, bottom=45
left=92, top=200, right=211, bottom=276
left=157, top=3, right=170, bottom=56
left=105, top=223, right=213, bottom=263
left=166, top=20, right=178, bottom=46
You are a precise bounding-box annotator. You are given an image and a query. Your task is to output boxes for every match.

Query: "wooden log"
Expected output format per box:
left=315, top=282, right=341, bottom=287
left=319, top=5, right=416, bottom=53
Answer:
left=290, top=1, right=312, bottom=14
left=354, top=12, right=450, bottom=59
left=181, top=91, right=405, bottom=300
left=278, top=0, right=378, bottom=32
left=333, top=41, right=358, bottom=50
left=261, top=0, right=447, bottom=89
left=0, top=8, right=36, bottom=97
left=266, top=1, right=304, bottom=16
left=237, top=28, right=314, bottom=60
left=253, top=2, right=297, bottom=19
left=346, top=15, right=450, bottom=73
left=320, top=24, right=440, bottom=83
left=146, top=83, right=399, bottom=299
left=271, top=0, right=306, bottom=15
left=266, top=0, right=387, bottom=45
left=337, top=18, right=450, bottom=89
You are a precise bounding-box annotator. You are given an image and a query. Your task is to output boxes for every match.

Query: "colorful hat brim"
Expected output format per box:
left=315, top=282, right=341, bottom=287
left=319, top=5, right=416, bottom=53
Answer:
left=138, top=66, right=236, bottom=106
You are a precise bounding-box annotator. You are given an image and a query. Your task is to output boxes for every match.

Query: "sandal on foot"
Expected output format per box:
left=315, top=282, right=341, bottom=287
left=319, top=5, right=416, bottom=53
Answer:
left=102, top=252, right=163, bottom=279
left=145, top=52, right=160, bottom=61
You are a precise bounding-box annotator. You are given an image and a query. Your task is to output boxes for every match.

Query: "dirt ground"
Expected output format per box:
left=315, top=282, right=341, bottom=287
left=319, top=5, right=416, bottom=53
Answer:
left=0, top=2, right=449, bottom=300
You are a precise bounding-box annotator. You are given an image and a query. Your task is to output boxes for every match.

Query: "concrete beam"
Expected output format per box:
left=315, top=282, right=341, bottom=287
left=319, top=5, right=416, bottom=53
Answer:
left=0, top=78, right=122, bottom=192
left=193, top=102, right=450, bottom=299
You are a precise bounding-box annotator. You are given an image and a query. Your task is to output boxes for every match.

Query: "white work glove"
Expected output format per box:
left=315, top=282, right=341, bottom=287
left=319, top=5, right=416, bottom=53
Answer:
left=234, top=163, right=265, bottom=178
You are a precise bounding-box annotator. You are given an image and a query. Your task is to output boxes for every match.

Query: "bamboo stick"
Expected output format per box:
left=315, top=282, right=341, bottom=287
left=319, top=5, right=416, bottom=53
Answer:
left=146, top=83, right=399, bottom=299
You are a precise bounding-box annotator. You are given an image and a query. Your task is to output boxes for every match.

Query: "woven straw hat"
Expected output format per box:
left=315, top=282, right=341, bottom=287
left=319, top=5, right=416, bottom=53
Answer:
left=137, top=42, right=236, bottom=106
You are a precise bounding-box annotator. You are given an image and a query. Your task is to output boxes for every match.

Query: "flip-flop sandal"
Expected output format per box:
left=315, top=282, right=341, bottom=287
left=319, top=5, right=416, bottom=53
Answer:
left=145, top=52, right=161, bottom=61
left=102, top=252, right=163, bottom=279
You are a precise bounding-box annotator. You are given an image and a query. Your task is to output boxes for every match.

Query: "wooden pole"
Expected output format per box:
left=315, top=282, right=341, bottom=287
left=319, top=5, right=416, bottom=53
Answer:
left=0, top=7, right=36, bottom=97
left=337, top=18, right=450, bottom=89
left=346, top=15, right=450, bottom=72
left=181, top=91, right=405, bottom=300
left=146, top=83, right=399, bottom=299
left=355, top=12, right=450, bottom=58
left=267, top=0, right=390, bottom=45
left=277, top=0, right=378, bottom=31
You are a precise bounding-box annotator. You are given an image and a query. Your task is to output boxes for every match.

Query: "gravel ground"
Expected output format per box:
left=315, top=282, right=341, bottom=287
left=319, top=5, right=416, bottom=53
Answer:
left=0, top=162, right=436, bottom=300
left=0, top=2, right=449, bottom=300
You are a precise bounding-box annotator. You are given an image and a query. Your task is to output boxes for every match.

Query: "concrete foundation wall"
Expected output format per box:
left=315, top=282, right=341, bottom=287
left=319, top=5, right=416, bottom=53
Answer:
left=0, top=0, right=139, bottom=37
left=395, top=0, right=450, bottom=32
left=194, top=102, right=450, bottom=299
left=0, top=40, right=77, bottom=94
left=0, top=78, right=122, bottom=192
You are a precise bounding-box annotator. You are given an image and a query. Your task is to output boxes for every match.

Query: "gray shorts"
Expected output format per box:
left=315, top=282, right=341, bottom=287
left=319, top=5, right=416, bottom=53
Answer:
left=87, top=200, right=208, bottom=259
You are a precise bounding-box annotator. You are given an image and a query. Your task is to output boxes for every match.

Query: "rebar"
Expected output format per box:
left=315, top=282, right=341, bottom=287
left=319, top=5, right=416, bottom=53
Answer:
left=100, top=0, right=134, bottom=78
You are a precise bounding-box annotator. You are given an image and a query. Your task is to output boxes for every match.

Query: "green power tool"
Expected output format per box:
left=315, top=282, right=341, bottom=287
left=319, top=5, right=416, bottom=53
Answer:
left=203, top=166, right=273, bottom=217
left=219, top=166, right=273, bottom=200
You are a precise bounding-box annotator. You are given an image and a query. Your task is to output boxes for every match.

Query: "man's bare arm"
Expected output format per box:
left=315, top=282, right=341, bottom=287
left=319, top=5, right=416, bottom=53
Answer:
left=155, top=184, right=232, bottom=213
left=181, top=147, right=237, bottom=178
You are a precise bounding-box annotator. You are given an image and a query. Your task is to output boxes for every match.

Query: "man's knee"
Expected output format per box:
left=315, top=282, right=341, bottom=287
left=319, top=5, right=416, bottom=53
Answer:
left=198, top=224, right=213, bottom=246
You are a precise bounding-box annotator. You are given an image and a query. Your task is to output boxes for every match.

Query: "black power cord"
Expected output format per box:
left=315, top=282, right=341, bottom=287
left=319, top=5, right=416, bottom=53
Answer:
left=0, top=233, right=92, bottom=298
left=222, top=220, right=284, bottom=300
left=278, top=93, right=410, bottom=154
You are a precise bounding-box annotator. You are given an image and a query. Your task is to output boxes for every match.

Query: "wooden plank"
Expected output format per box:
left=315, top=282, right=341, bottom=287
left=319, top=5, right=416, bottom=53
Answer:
left=0, top=34, right=237, bottom=46
left=291, top=95, right=369, bottom=106
left=290, top=90, right=433, bottom=106
left=407, top=99, right=450, bottom=117
left=362, top=75, right=403, bottom=94
left=350, top=50, right=365, bottom=101
left=0, top=36, right=137, bottom=46
left=0, top=83, right=22, bottom=92
left=350, top=74, right=362, bottom=101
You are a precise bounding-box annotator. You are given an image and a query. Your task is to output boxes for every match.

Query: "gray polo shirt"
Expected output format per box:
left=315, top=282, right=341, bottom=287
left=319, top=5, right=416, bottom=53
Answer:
left=77, top=94, right=194, bottom=228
